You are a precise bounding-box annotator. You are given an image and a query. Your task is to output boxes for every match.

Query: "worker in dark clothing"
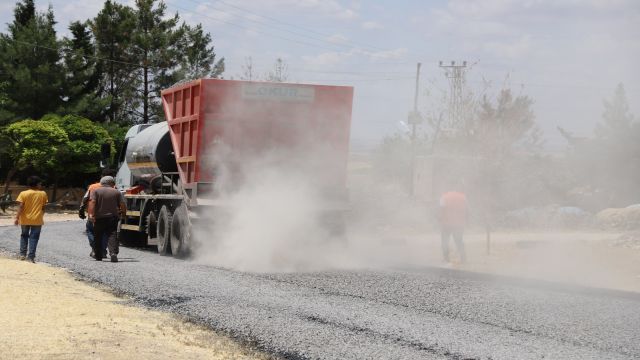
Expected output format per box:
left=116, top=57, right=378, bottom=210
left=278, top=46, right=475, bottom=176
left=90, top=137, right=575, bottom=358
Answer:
left=87, top=176, right=126, bottom=262
left=79, top=168, right=117, bottom=258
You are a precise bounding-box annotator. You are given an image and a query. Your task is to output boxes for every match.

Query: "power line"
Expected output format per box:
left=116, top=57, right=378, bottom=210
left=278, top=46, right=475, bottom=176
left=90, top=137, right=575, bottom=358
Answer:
left=289, top=68, right=414, bottom=75
left=167, top=0, right=405, bottom=59
left=291, top=77, right=415, bottom=83
left=4, top=34, right=634, bottom=93
left=8, top=39, right=153, bottom=69
left=202, top=0, right=390, bottom=53
left=463, top=78, right=640, bottom=94
left=8, top=37, right=634, bottom=93
left=4, top=39, right=416, bottom=83
left=178, top=0, right=355, bottom=51
left=163, top=0, right=349, bottom=53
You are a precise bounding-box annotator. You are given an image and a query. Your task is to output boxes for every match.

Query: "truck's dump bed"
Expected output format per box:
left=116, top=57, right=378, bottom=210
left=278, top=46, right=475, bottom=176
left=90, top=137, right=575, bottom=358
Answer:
left=161, top=79, right=353, bottom=194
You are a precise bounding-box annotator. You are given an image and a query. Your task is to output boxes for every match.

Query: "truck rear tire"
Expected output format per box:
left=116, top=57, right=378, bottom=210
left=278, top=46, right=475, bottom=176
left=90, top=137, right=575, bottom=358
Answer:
left=146, top=212, right=157, bottom=239
left=170, top=204, right=190, bottom=258
left=156, top=206, right=172, bottom=255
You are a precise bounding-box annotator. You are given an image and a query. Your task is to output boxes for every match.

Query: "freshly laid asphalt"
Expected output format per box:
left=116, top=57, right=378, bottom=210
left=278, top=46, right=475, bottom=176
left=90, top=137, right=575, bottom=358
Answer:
left=1, top=221, right=638, bottom=359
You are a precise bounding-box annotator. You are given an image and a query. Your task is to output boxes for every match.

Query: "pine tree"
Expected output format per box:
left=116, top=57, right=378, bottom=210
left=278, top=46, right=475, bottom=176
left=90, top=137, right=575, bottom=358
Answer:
left=61, top=21, right=109, bottom=120
left=593, top=83, right=639, bottom=205
left=130, top=0, right=182, bottom=124
left=179, top=23, right=225, bottom=81
left=0, top=0, right=64, bottom=123
left=596, top=83, right=635, bottom=139
left=91, top=0, right=138, bottom=124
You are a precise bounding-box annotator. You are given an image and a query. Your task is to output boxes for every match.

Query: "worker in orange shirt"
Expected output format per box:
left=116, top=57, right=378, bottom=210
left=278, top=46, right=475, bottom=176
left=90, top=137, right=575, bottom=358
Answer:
left=79, top=168, right=117, bottom=258
left=438, top=186, right=468, bottom=263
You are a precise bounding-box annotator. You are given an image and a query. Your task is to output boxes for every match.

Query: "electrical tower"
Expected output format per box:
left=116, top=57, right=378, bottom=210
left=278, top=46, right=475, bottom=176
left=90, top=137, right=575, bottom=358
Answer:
left=439, top=60, right=468, bottom=131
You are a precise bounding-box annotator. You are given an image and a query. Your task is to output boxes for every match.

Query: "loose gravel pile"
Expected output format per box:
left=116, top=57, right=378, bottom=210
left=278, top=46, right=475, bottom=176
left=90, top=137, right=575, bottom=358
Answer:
left=612, top=231, right=640, bottom=250
left=1, top=221, right=639, bottom=359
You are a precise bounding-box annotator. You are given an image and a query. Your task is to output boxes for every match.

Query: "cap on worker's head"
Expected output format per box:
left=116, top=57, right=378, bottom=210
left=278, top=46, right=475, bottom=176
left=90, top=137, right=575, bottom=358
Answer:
left=100, top=176, right=115, bottom=186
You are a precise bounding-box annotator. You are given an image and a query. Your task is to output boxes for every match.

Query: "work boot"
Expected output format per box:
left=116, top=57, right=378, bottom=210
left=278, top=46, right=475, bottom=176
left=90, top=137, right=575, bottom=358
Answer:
left=27, top=258, right=35, bottom=263
left=19, top=255, right=26, bottom=261
left=110, top=255, right=118, bottom=263
left=90, top=251, right=95, bottom=258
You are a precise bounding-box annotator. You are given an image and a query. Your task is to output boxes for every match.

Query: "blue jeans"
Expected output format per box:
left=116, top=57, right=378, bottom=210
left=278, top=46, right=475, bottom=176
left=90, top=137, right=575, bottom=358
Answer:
left=86, top=220, right=107, bottom=254
left=19, top=225, right=42, bottom=260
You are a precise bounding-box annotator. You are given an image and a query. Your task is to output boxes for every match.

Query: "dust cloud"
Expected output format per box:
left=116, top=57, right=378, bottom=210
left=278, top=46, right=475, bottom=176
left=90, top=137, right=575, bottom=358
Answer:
left=192, top=145, right=348, bottom=272
left=189, top=82, right=435, bottom=273
left=191, top=146, right=439, bottom=273
left=189, top=82, right=639, bottom=293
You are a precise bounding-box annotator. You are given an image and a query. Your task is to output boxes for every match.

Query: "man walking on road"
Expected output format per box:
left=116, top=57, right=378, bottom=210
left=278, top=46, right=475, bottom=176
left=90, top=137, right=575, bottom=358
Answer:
left=87, top=176, right=126, bottom=262
left=14, top=176, right=48, bottom=263
left=79, top=169, right=116, bottom=258
left=438, top=187, right=468, bottom=264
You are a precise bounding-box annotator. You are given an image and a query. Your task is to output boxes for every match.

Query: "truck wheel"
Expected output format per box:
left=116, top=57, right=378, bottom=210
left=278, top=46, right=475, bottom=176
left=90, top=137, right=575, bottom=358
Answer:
left=170, top=204, right=190, bottom=258
left=146, top=212, right=157, bottom=239
left=156, top=206, right=172, bottom=255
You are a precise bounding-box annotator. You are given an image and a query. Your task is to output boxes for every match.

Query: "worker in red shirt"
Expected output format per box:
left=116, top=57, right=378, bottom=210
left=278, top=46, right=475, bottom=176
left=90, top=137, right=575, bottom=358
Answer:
left=438, top=187, right=468, bottom=263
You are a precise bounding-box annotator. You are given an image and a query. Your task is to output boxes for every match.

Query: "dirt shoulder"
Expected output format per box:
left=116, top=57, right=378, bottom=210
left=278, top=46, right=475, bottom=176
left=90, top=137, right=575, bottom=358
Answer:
left=0, top=209, right=79, bottom=226
left=0, top=254, right=271, bottom=360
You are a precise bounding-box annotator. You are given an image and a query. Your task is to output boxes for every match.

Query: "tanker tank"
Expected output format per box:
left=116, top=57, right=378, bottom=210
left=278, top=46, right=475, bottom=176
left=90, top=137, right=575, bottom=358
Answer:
left=125, top=122, right=178, bottom=186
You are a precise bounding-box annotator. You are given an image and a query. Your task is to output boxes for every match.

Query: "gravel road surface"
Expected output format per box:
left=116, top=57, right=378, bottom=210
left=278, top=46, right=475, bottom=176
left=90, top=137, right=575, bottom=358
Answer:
left=1, top=221, right=639, bottom=359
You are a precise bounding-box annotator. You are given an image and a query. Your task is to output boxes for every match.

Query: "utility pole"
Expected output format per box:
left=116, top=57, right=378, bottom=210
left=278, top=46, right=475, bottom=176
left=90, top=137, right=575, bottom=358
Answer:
left=408, top=62, right=422, bottom=196
left=439, top=60, right=467, bottom=131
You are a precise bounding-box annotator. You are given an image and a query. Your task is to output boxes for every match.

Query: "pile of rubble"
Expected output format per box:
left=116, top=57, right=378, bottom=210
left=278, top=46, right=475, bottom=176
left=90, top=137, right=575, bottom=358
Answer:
left=501, top=204, right=640, bottom=230
left=596, top=205, right=640, bottom=230
left=611, top=231, right=640, bottom=250
left=501, top=205, right=593, bottom=229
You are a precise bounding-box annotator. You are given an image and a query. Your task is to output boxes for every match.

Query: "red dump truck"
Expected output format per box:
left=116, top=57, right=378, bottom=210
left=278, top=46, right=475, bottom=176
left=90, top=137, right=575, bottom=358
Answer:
left=114, top=79, right=354, bottom=257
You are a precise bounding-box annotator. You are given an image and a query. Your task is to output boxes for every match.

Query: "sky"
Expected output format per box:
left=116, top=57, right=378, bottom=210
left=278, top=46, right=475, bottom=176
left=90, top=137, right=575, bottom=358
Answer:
left=1, top=0, right=638, bottom=151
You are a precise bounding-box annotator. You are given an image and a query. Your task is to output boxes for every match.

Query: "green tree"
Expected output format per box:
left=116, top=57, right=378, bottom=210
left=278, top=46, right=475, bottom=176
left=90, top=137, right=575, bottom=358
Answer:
left=0, top=80, right=11, bottom=125
left=61, top=21, right=110, bottom=120
left=92, top=0, right=137, bottom=124
left=100, top=122, right=129, bottom=165
left=596, top=83, right=635, bottom=139
left=470, top=89, right=542, bottom=159
left=467, top=89, right=544, bottom=212
left=131, top=0, right=183, bottom=124
left=565, top=83, right=640, bottom=207
left=178, top=23, right=225, bottom=80
left=91, top=0, right=225, bottom=124
left=413, top=83, right=547, bottom=221
left=0, top=0, right=64, bottom=123
left=2, top=119, right=69, bottom=194
left=42, top=114, right=112, bottom=199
